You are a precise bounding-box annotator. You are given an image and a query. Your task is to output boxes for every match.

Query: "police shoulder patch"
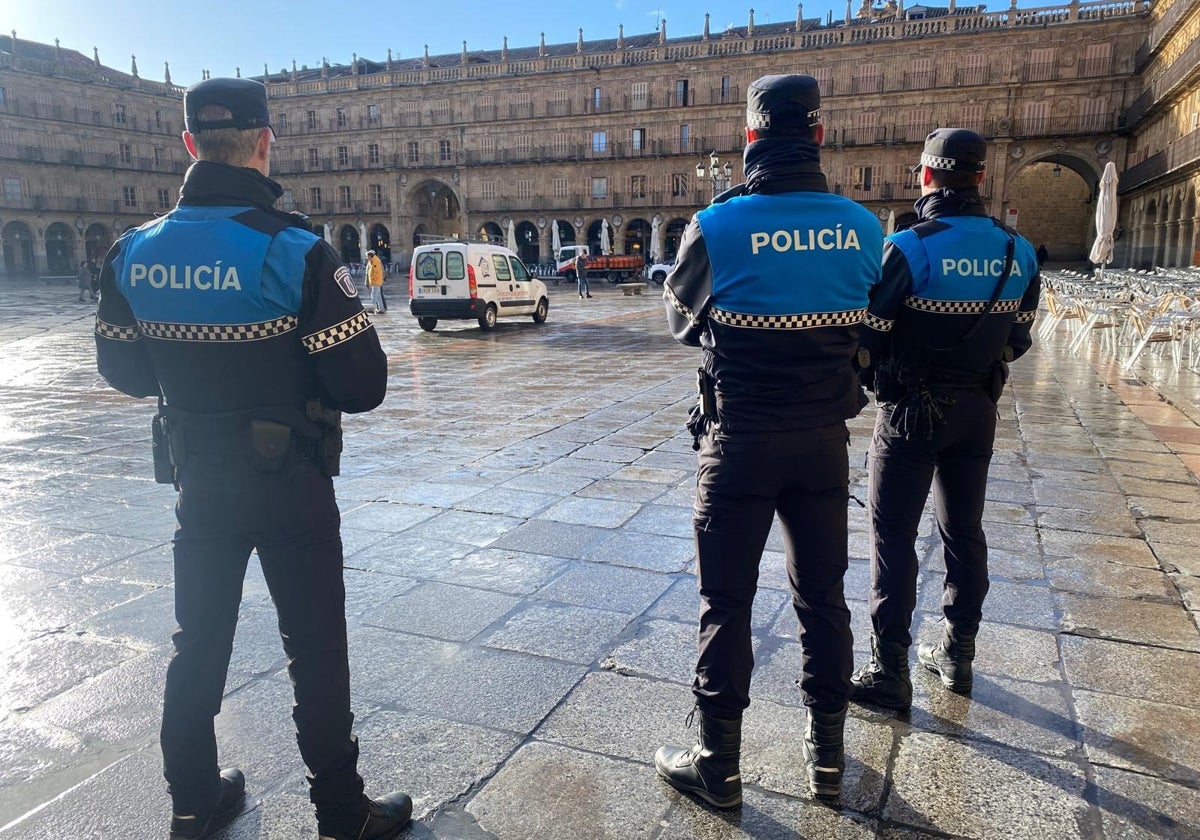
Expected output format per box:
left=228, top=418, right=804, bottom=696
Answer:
left=333, top=266, right=357, bottom=298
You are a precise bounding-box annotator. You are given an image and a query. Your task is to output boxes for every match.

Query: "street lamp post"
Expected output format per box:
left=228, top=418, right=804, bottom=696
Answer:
left=696, top=150, right=733, bottom=200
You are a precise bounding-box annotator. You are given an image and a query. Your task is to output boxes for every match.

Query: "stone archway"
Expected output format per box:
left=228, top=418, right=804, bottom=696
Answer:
left=412, top=223, right=430, bottom=248
left=586, top=220, right=605, bottom=254
left=624, top=218, right=651, bottom=262
left=369, top=224, right=391, bottom=263
left=1006, top=157, right=1097, bottom=262
left=44, top=222, right=76, bottom=274
left=515, top=220, right=539, bottom=265
left=84, top=223, right=112, bottom=264
left=406, top=178, right=461, bottom=242
left=2, top=221, right=35, bottom=274
left=339, top=224, right=360, bottom=265
left=1141, top=199, right=1159, bottom=270
left=664, top=217, right=690, bottom=261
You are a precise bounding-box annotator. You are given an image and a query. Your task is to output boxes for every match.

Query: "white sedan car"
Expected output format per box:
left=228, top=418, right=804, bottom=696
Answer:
left=646, top=261, right=674, bottom=285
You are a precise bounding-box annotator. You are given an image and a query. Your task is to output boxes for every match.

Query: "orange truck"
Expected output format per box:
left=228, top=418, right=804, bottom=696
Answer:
left=555, top=246, right=645, bottom=284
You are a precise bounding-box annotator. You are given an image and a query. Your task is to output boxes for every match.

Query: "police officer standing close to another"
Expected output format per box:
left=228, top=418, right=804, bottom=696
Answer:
left=850, top=129, right=1041, bottom=711
left=657, top=74, right=882, bottom=806
left=94, top=78, right=412, bottom=840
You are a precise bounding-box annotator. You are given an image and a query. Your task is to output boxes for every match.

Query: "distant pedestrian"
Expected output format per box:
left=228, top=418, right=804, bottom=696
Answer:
left=574, top=251, right=591, bottom=298
left=88, top=258, right=101, bottom=297
left=1036, top=244, right=1049, bottom=267
left=77, top=260, right=94, bottom=302
left=366, top=250, right=385, bottom=313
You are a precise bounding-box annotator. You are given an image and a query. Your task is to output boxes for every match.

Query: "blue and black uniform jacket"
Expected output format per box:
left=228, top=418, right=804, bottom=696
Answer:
left=95, top=161, right=386, bottom=417
left=859, top=187, right=1041, bottom=390
left=664, top=177, right=883, bottom=432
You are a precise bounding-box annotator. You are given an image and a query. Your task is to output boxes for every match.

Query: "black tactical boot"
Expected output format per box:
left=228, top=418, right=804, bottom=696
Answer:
left=317, top=791, right=413, bottom=840
left=169, top=768, right=246, bottom=840
left=802, top=706, right=847, bottom=799
left=918, top=625, right=976, bottom=693
left=654, top=707, right=743, bottom=809
left=850, top=636, right=912, bottom=710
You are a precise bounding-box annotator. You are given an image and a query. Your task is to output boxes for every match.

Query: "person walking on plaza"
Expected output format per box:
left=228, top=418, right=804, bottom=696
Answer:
left=77, top=259, right=94, bottom=302
left=366, top=249, right=386, bottom=313
left=657, top=74, right=883, bottom=806
left=93, top=77, right=411, bottom=840
left=574, top=250, right=591, bottom=298
left=850, top=129, right=1041, bottom=711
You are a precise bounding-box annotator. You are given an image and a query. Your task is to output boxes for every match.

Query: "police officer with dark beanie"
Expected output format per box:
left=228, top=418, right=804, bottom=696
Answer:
left=94, top=78, right=412, bottom=840
left=656, top=74, right=882, bottom=805
left=850, top=129, right=1041, bottom=711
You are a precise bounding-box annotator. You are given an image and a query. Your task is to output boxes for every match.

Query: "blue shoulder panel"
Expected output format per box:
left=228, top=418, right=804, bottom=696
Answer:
left=262, top=227, right=317, bottom=315
left=890, top=216, right=1033, bottom=302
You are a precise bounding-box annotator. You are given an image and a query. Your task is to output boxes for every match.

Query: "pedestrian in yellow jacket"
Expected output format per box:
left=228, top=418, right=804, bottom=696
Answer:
left=366, top=251, right=386, bottom=313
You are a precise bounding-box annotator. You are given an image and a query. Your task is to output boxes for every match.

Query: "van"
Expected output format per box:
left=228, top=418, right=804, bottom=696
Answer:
left=408, top=239, right=550, bottom=331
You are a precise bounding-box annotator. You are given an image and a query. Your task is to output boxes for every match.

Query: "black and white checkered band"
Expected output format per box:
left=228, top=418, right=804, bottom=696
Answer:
left=664, top=285, right=703, bottom=328
left=863, top=312, right=894, bottom=332
left=919, top=152, right=985, bottom=172
left=137, top=315, right=297, bottom=342
left=747, top=107, right=821, bottom=130
left=1015, top=310, right=1037, bottom=324
left=95, top=318, right=140, bottom=342
left=710, top=306, right=866, bottom=330
left=905, top=296, right=1022, bottom=315
left=302, top=310, right=373, bottom=354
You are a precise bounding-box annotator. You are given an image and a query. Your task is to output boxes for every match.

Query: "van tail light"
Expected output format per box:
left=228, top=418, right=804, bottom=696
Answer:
left=408, top=263, right=414, bottom=298
left=468, top=264, right=477, bottom=299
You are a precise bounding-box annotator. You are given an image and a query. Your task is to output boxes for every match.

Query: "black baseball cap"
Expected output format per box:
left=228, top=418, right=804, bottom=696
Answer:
left=184, top=77, right=272, bottom=134
left=746, top=74, right=821, bottom=132
left=913, top=128, right=987, bottom=173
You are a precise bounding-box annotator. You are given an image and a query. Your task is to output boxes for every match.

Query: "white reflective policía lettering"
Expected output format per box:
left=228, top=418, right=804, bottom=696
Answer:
left=128, top=262, right=243, bottom=290
left=941, top=257, right=1024, bottom=278
left=750, top=225, right=862, bottom=255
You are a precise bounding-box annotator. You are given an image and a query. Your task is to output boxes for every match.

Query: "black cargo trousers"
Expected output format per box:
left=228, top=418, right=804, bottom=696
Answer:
left=867, top=387, right=997, bottom=648
left=692, top=422, right=854, bottom=717
left=160, top=446, right=365, bottom=820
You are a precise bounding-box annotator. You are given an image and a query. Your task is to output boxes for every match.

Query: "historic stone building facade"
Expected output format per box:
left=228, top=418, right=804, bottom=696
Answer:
left=1, top=0, right=1196, bottom=277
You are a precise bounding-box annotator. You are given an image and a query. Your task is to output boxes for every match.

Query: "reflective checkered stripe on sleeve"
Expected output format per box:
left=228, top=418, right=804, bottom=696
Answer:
left=302, top=310, right=374, bottom=354
left=904, top=297, right=1022, bottom=315
left=709, top=306, right=866, bottom=330
left=863, top=312, right=893, bottom=332
left=136, top=315, right=298, bottom=342
left=664, top=285, right=703, bottom=329
left=1015, top=310, right=1037, bottom=324
left=95, top=318, right=141, bottom=342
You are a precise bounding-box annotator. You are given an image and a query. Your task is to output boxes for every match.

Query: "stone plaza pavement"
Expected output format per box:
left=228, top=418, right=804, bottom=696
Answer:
left=0, top=278, right=1199, bottom=839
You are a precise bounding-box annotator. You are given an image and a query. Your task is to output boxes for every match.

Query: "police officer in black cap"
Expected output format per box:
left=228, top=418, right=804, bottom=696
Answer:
left=850, top=129, right=1041, bottom=710
left=656, top=74, right=882, bottom=805
left=94, top=77, right=412, bottom=840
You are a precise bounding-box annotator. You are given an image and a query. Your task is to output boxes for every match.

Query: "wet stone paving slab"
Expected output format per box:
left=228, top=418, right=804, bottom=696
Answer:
left=0, top=279, right=1199, bottom=838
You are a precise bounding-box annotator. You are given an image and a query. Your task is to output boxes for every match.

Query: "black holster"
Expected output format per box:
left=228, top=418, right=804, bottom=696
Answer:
left=151, top=408, right=176, bottom=485
left=306, top=399, right=343, bottom=477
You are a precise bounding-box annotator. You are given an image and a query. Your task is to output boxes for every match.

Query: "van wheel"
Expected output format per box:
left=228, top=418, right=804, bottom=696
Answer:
left=607, top=272, right=620, bottom=284
left=479, top=303, right=498, bottom=330
left=651, top=270, right=667, bottom=285
left=532, top=298, right=549, bottom=323
left=417, top=317, right=437, bottom=332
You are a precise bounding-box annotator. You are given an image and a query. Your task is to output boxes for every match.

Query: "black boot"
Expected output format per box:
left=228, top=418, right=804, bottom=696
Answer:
left=850, top=636, right=912, bottom=710
left=802, top=706, right=846, bottom=799
left=169, top=768, right=245, bottom=840
left=918, top=625, right=976, bottom=693
left=654, top=708, right=742, bottom=809
left=317, top=792, right=413, bottom=840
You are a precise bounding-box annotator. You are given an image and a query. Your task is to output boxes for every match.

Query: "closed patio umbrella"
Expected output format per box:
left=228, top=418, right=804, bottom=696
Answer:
left=507, top=219, right=517, bottom=253
left=551, top=219, right=562, bottom=258
left=1089, top=161, right=1119, bottom=282
left=600, top=219, right=611, bottom=255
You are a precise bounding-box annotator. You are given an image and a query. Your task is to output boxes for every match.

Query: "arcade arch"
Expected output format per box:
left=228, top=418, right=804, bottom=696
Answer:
left=44, top=222, right=76, bottom=274
left=2, top=221, right=35, bottom=274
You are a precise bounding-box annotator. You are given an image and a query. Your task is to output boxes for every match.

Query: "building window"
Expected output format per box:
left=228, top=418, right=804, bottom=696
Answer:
left=276, top=112, right=287, bottom=131
left=675, top=79, right=690, bottom=107
left=591, top=177, right=608, bottom=199
left=960, top=54, right=986, bottom=86
left=853, top=112, right=878, bottom=145
left=368, top=143, right=379, bottom=165
left=433, top=99, right=451, bottom=122
left=407, top=141, right=419, bottom=163
left=480, top=181, right=497, bottom=200
left=3, top=177, right=21, bottom=201
left=367, top=104, right=380, bottom=125
left=481, top=136, right=496, bottom=157
left=336, top=108, right=348, bottom=129
left=592, top=131, right=607, bottom=153
left=1080, top=97, right=1108, bottom=132
left=854, top=63, right=882, bottom=94
left=813, top=67, right=832, bottom=97
left=630, top=174, right=647, bottom=199
left=720, top=76, right=733, bottom=102
left=553, top=177, right=568, bottom=198
left=157, top=188, right=172, bottom=210
left=853, top=166, right=873, bottom=191
left=123, top=185, right=137, bottom=207
left=337, top=146, right=349, bottom=166
left=119, top=143, right=132, bottom=164
left=308, top=186, right=323, bottom=210
left=632, top=128, right=646, bottom=152
left=0, top=87, right=7, bottom=108
left=113, top=104, right=127, bottom=124
left=908, top=58, right=933, bottom=90
left=339, top=185, right=352, bottom=209
left=370, top=184, right=383, bottom=207
left=516, top=179, right=533, bottom=201
left=1028, top=48, right=1056, bottom=82
left=1081, top=43, right=1113, bottom=77
left=672, top=173, right=690, bottom=197
left=281, top=189, right=295, bottom=211
left=307, top=148, right=319, bottom=167
left=153, top=147, right=164, bottom=168
left=592, top=86, right=602, bottom=111
left=631, top=82, right=649, bottom=110
left=515, top=135, right=531, bottom=156
left=439, top=139, right=452, bottom=162
left=679, top=125, right=690, bottom=151
left=552, top=132, right=569, bottom=155
left=306, top=110, right=317, bottom=130
left=960, top=103, right=985, bottom=134
left=154, top=109, right=164, bottom=129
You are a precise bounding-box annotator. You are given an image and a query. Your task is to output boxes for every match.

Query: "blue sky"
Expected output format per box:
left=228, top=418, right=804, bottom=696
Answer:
left=6, top=0, right=845, bottom=87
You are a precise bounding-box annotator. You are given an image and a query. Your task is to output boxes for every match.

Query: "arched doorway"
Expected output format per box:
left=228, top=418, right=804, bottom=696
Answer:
left=339, top=225, right=360, bottom=265
left=370, top=224, right=391, bottom=264
left=664, top=218, right=690, bottom=261
left=2, top=221, right=35, bottom=274
left=408, top=179, right=460, bottom=241
left=586, top=220, right=605, bottom=255
left=84, top=223, right=112, bottom=264
left=479, top=221, right=503, bottom=243
left=1006, top=159, right=1094, bottom=263
left=44, top=223, right=76, bottom=274
left=412, top=223, right=429, bottom=247
left=515, top=220, right=538, bottom=265
left=624, top=218, right=651, bottom=261
left=1142, top=200, right=1158, bottom=269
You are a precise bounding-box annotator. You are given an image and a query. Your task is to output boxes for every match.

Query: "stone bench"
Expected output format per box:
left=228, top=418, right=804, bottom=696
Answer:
left=617, top=283, right=648, bottom=296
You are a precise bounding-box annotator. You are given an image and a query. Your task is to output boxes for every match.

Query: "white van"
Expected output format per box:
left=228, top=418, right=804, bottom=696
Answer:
left=408, top=239, right=549, bottom=331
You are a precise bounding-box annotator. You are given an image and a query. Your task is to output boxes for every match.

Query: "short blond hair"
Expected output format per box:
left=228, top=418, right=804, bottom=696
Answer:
left=191, top=104, right=263, bottom=165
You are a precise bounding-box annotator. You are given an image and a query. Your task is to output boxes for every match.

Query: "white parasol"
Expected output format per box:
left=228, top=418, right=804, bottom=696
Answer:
left=322, top=223, right=333, bottom=246
left=1089, top=161, right=1119, bottom=281
left=506, top=218, right=518, bottom=252
left=358, top=220, right=368, bottom=263
left=600, top=219, right=611, bottom=255
left=551, top=219, right=562, bottom=257
left=886, top=210, right=896, bottom=237
left=650, top=216, right=661, bottom=262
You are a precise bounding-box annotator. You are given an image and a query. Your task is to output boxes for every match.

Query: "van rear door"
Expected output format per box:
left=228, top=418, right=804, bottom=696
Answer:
left=411, top=246, right=471, bottom=301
